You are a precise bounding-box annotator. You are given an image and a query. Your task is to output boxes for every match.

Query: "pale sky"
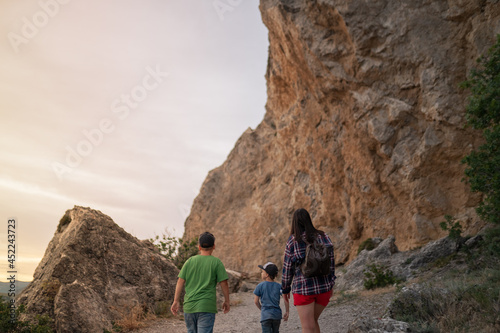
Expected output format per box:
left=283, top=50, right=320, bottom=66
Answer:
left=0, top=0, right=268, bottom=282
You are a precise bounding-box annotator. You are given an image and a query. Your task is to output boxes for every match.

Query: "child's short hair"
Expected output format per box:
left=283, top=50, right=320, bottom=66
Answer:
left=199, top=232, right=215, bottom=249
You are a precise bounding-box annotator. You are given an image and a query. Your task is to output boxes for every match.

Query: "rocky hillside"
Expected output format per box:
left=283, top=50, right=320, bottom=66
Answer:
left=135, top=229, right=500, bottom=332
left=184, top=0, right=500, bottom=273
left=18, top=206, right=179, bottom=333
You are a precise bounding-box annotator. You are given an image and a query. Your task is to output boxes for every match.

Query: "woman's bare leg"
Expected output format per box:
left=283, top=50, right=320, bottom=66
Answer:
left=296, top=302, right=316, bottom=333
left=313, top=303, right=327, bottom=332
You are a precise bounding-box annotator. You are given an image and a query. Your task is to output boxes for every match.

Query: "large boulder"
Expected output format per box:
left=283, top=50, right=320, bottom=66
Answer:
left=184, top=0, right=499, bottom=274
left=18, top=206, right=179, bottom=333
left=335, top=235, right=401, bottom=291
left=335, top=235, right=461, bottom=291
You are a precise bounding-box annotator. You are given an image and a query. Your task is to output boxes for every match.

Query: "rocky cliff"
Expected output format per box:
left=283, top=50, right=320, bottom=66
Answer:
left=184, top=0, right=500, bottom=273
left=18, top=206, right=178, bottom=332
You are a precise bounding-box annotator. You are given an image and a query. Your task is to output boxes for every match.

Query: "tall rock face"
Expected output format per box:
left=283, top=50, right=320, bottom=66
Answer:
left=184, top=0, right=500, bottom=273
left=18, top=206, right=178, bottom=333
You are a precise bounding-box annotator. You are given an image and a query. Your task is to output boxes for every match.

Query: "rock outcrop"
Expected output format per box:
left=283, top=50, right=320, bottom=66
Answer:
left=334, top=235, right=460, bottom=291
left=18, top=206, right=178, bottom=333
left=184, top=0, right=500, bottom=273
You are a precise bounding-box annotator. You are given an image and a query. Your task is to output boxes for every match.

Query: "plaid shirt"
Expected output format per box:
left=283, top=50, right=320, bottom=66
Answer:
left=281, top=233, right=336, bottom=295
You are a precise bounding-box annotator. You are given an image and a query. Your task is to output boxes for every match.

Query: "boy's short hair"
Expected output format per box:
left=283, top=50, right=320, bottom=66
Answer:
left=258, top=262, right=279, bottom=279
left=199, top=232, right=215, bottom=249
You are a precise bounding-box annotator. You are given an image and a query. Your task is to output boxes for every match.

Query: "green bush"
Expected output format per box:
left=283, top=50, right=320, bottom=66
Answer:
left=483, top=225, right=500, bottom=256
left=0, top=299, right=54, bottom=333
left=150, top=234, right=198, bottom=269
left=390, top=233, right=500, bottom=333
left=391, top=271, right=500, bottom=333
left=439, top=215, right=462, bottom=240
left=357, top=238, right=377, bottom=255
left=363, top=264, right=402, bottom=290
left=461, top=34, right=500, bottom=224
left=57, top=213, right=71, bottom=232
left=151, top=301, right=171, bottom=317
left=389, top=287, right=445, bottom=333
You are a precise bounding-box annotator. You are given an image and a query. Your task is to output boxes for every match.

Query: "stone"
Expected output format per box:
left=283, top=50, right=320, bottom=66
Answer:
left=348, top=316, right=411, bottom=333
left=184, top=0, right=498, bottom=274
left=239, top=280, right=259, bottom=293
left=387, top=285, right=450, bottom=322
left=17, top=206, right=179, bottom=332
left=370, top=236, right=399, bottom=259
left=464, top=234, right=483, bottom=249
left=335, top=235, right=401, bottom=291
left=225, top=269, right=244, bottom=293
left=408, top=236, right=458, bottom=270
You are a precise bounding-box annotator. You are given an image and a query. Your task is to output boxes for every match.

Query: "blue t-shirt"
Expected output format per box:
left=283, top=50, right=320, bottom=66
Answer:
left=254, top=281, right=282, bottom=322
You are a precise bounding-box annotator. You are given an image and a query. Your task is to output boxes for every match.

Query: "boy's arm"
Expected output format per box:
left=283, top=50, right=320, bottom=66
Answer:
left=220, top=279, right=230, bottom=314
left=170, top=278, right=185, bottom=316
left=254, top=295, right=261, bottom=310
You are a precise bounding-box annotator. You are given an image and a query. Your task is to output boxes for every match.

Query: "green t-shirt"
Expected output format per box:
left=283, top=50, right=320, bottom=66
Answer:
left=178, top=254, right=229, bottom=313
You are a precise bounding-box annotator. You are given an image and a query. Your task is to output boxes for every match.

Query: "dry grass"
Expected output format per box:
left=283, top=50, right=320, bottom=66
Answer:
left=359, top=285, right=396, bottom=297
left=230, top=297, right=243, bottom=306
left=390, top=243, right=500, bottom=333
left=436, top=270, right=500, bottom=333
left=330, top=290, right=359, bottom=305
left=111, top=303, right=158, bottom=332
left=331, top=285, right=396, bottom=306
left=151, top=301, right=172, bottom=318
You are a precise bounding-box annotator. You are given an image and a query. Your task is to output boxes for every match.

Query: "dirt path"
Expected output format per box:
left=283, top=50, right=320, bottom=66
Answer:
left=136, top=289, right=395, bottom=333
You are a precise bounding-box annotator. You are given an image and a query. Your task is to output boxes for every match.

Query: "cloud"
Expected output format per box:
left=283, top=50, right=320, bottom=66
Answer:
left=0, top=0, right=268, bottom=281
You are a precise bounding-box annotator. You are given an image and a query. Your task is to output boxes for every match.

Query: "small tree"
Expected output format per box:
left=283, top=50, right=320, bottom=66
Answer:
left=439, top=215, right=463, bottom=240
left=461, top=34, right=500, bottom=224
left=357, top=238, right=377, bottom=255
left=363, top=264, right=402, bottom=290
left=150, top=234, right=198, bottom=270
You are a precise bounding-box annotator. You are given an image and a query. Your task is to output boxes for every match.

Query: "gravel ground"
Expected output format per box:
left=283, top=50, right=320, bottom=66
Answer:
left=136, top=288, right=395, bottom=333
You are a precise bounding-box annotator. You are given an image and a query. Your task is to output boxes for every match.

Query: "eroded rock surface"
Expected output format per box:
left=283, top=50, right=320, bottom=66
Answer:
left=334, top=235, right=460, bottom=291
left=184, top=0, right=499, bottom=273
left=18, top=206, right=179, bottom=333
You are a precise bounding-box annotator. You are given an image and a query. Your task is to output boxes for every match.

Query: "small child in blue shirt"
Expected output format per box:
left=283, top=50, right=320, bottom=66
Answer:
left=254, top=262, right=289, bottom=333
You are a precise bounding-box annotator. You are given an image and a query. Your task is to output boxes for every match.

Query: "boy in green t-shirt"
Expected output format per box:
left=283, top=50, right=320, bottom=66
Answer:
left=171, top=232, right=230, bottom=333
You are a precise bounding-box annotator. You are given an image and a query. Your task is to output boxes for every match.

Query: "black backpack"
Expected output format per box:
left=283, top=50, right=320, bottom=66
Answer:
left=300, top=239, right=331, bottom=278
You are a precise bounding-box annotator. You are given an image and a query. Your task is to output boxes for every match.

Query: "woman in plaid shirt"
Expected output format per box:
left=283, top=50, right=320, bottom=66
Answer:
left=281, top=208, right=336, bottom=333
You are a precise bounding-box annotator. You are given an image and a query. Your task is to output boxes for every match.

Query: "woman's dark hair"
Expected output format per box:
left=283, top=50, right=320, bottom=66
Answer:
left=290, top=208, right=324, bottom=243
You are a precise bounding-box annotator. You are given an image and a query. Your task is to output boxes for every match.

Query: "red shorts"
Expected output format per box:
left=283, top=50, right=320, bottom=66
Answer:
left=293, top=290, right=332, bottom=307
